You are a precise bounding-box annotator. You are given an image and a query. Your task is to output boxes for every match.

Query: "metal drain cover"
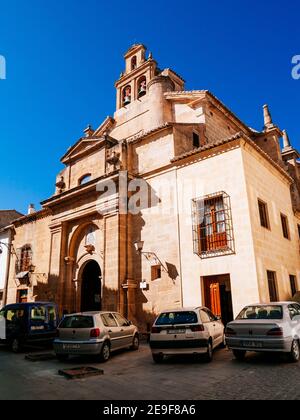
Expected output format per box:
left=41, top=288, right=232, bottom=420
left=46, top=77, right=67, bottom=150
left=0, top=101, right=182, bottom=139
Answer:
left=58, top=367, right=104, bottom=380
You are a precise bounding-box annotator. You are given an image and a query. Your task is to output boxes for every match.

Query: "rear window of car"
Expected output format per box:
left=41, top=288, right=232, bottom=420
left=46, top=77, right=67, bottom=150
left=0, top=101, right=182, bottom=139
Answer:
left=59, top=316, right=94, bottom=329
left=156, top=311, right=198, bottom=326
left=236, top=306, right=283, bottom=320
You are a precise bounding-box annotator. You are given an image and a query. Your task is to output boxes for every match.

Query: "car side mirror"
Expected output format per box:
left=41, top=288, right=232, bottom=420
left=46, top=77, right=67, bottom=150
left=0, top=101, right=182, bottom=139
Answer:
left=127, top=320, right=132, bottom=326
left=215, top=316, right=222, bottom=321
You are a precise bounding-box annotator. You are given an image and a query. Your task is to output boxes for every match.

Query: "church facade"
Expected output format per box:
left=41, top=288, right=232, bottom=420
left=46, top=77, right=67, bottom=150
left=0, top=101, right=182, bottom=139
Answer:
left=5, top=45, right=300, bottom=330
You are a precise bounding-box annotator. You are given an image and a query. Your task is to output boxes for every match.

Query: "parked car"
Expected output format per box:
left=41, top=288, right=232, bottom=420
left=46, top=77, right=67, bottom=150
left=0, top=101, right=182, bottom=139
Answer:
left=225, top=302, right=300, bottom=362
left=54, top=311, right=139, bottom=362
left=292, top=292, right=300, bottom=304
left=0, top=302, right=59, bottom=352
left=149, top=307, right=225, bottom=363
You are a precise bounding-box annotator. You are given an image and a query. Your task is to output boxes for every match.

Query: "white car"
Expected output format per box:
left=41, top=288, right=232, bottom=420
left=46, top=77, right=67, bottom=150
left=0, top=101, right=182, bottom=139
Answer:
left=225, top=302, right=300, bottom=362
left=150, top=307, right=225, bottom=363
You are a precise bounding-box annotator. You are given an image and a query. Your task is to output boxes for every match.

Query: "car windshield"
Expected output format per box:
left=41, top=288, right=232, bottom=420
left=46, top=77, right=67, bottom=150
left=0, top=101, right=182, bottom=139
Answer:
left=236, top=305, right=283, bottom=320
left=59, top=315, right=94, bottom=329
left=156, top=311, right=198, bottom=326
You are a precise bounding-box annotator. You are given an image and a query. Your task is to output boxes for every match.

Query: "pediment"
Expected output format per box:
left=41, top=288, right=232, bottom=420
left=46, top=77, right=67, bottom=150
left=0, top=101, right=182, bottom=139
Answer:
left=61, top=116, right=116, bottom=164
left=93, top=116, right=115, bottom=137
left=61, top=138, right=106, bottom=164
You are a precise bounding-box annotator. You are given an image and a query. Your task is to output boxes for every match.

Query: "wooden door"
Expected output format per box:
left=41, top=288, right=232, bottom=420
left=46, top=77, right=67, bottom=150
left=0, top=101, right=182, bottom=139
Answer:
left=210, top=283, right=221, bottom=317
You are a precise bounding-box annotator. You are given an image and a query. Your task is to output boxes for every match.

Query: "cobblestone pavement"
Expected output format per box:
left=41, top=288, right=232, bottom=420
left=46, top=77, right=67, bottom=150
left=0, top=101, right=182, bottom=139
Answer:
left=0, top=343, right=300, bottom=400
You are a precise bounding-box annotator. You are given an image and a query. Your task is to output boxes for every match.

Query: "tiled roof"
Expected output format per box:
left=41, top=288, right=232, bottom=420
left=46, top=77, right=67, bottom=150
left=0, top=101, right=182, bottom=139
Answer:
left=171, top=132, right=293, bottom=183
left=171, top=132, right=243, bottom=162
left=126, top=123, right=172, bottom=144
left=0, top=210, right=24, bottom=229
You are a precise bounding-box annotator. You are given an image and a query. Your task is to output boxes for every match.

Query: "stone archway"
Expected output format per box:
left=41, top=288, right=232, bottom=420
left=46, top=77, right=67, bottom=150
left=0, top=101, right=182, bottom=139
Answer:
left=80, top=260, right=102, bottom=312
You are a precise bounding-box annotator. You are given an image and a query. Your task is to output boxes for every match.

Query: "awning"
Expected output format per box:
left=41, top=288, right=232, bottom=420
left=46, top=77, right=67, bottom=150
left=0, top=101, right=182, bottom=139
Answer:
left=16, top=271, right=29, bottom=279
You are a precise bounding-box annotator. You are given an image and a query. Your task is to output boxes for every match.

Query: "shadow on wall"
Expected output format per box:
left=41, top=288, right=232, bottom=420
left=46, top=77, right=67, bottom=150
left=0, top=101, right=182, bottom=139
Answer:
left=33, top=278, right=158, bottom=332
left=33, top=274, right=59, bottom=306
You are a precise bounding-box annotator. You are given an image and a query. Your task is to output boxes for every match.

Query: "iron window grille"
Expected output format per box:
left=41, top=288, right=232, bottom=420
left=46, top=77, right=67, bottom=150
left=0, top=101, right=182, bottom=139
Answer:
left=16, top=245, right=33, bottom=273
left=192, top=192, right=235, bottom=259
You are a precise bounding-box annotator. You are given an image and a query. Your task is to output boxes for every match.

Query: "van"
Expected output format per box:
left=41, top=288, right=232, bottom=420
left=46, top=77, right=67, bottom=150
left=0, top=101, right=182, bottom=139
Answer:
left=0, top=302, right=59, bottom=352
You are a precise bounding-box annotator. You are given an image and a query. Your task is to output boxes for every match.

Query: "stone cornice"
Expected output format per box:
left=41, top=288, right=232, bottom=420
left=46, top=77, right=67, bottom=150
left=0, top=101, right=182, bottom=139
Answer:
left=171, top=132, right=293, bottom=184
left=40, top=171, right=120, bottom=208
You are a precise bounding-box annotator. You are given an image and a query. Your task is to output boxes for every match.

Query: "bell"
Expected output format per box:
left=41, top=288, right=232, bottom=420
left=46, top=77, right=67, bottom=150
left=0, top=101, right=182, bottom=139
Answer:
left=138, top=85, right=147, bottom=98
left=123, top=96, right=131, bottom=105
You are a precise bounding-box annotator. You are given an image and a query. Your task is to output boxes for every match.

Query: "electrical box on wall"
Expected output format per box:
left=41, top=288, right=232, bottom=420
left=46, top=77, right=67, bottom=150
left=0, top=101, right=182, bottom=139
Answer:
left=140, top=280, right=149, bottom=291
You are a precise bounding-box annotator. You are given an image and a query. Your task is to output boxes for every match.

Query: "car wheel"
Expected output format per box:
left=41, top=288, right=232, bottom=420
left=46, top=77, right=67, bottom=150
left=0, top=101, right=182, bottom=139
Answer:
left=130, top=334, right=140, bottom=351
left=204, top=340, right=213, bottom=363
left=100, top=341, right=111, bottom=363
left=152, top=353, right=164, bottom=363
left=11, top=338, right=22, bottom=353
left=233, top=350, right=246, bottom=361
left=289, top=340, right=300, bottom=363
left=56, top=354, right=69, bottom=362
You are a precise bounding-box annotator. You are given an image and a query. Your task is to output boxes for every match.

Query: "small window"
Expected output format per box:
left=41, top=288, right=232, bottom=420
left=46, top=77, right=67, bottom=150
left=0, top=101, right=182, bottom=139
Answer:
left=131, top=56, right=137, bottom=70
left=17, top=289, right=28, bottom=303
left=290, top=275, right=297, bottom=297
left=193, top=132, right=200, bottom=148
left=151, top=265, right=162, bottom=281
left=113, top=313, right=129, bottom=327
left=59, top=315, right=94, bottom=329
left=6, top=309, right=25, bottom=324
left=281, top=214, right=290, bottom=239
left=31, top=306, right=47, bottom=322
left=79, top=174, right=91, bottom=186
left=288, top=304, right=300, bottom=320
left=156, top=311, right=198, bottom=326
left=267, top=271, right=278, bottom=302
left=48, top=306, right=57, bottom=323
left=258, top=200, right=270, bottom=229
left=101, top=313, right=118, bottom=328
left=200, top=310, right=211, bottom=324
left=297, top=224, right=300, bottom=240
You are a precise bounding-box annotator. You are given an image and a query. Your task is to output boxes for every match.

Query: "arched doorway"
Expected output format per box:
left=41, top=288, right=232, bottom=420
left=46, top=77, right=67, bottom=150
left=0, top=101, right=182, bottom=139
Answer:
left=81, top=261, right=102, bottom=312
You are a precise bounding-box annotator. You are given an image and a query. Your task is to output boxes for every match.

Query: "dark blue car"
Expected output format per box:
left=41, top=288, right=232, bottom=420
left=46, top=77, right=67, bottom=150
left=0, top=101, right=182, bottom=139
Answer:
left=0, top=302, right=59, bottom=352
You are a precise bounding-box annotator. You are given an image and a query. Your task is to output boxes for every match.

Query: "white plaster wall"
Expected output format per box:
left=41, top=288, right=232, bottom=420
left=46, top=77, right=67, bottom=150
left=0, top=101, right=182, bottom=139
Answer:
left=0, top=231, right=9, bottom=290
left=176, top=146, right=260, bottom=317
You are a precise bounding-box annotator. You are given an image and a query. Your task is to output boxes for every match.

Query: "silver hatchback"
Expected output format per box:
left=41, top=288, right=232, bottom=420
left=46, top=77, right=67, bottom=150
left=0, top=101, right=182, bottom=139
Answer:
left=54, top=312, right=139, bottom=362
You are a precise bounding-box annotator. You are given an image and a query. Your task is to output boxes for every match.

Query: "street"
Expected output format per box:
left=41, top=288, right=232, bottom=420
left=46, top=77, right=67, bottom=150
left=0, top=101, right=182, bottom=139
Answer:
left=1, top=343, right=300, bottom=400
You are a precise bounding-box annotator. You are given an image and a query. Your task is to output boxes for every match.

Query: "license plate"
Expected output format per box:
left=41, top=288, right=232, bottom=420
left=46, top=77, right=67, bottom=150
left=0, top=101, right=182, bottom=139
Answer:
left=63, top=344, right=81, bottom=350
left=243, top=341, right=263, bottom=348
left=167, top=329, right=186, bottom=334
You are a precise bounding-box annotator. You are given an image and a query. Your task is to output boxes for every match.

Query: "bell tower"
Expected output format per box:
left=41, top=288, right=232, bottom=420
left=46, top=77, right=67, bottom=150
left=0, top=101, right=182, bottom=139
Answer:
left=115, top=44, right=158, bottom=110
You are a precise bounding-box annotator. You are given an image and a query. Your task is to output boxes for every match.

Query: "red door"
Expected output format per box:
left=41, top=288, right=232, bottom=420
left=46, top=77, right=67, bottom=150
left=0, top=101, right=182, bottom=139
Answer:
left=209, top=283, right=221, bottom=318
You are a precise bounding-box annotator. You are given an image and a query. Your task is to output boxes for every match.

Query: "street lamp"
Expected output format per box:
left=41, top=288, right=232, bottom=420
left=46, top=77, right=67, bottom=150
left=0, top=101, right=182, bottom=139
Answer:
left=0, top=242, right=17, bottom=258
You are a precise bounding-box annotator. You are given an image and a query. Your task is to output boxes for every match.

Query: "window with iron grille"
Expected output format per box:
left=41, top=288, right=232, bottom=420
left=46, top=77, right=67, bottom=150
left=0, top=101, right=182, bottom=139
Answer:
left=192, top=192, right=235, bottom=258
left=16, top=245, right=33, bottom=273
left=267, top=271, right=278, bottom=302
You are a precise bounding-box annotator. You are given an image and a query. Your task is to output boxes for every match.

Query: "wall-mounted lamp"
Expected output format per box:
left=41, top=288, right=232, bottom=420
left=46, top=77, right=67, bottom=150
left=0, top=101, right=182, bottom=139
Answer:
left=133, top=241, right=168, bottom=274
left=0, top=242, right=17, bottom=258
left=134, top=241, right=144, bottom=253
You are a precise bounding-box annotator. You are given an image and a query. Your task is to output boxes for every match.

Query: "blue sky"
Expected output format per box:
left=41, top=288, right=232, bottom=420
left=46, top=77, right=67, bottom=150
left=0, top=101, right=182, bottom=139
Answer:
left=0, top=0, right=299, bottom=214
